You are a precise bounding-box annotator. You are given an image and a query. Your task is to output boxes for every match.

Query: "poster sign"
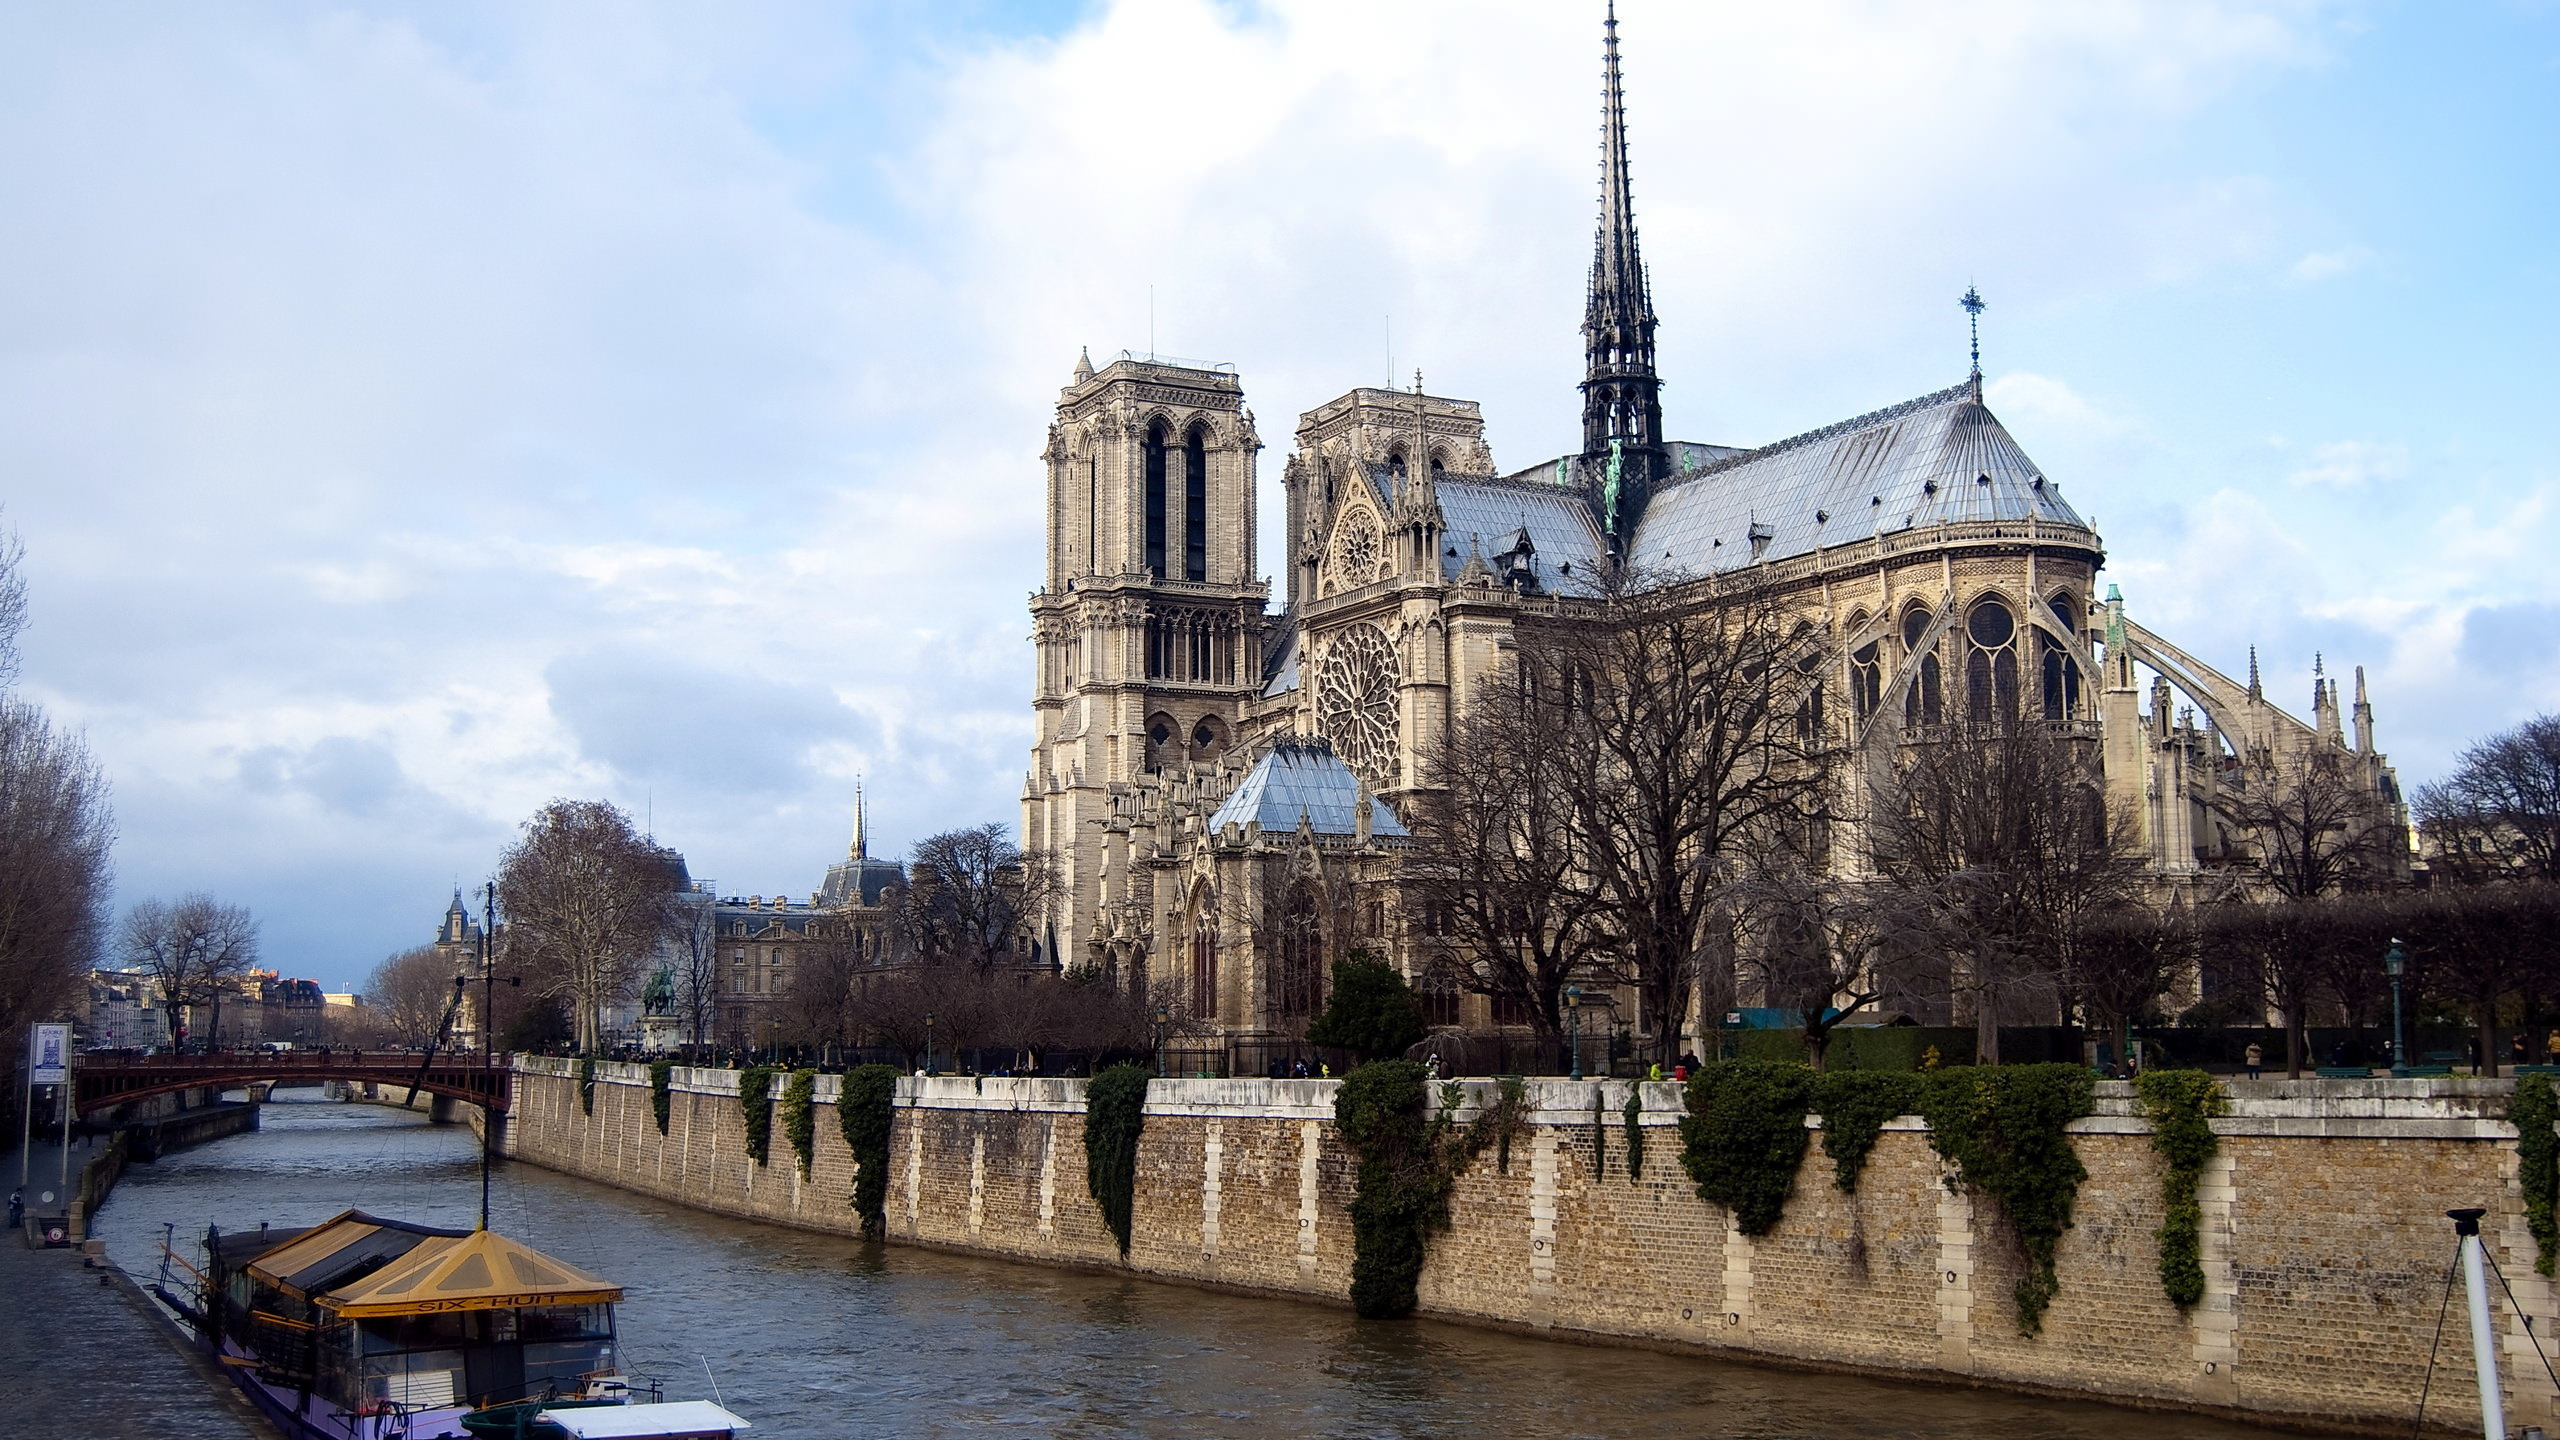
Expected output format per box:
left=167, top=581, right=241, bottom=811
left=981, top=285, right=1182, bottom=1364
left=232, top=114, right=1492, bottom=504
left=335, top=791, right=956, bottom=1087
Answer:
left=29, top=1023, right=68, bottom=1085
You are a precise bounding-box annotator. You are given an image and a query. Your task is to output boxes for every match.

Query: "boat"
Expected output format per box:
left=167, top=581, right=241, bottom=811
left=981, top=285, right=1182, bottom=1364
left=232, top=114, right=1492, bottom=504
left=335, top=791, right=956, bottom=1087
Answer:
left=165, top=1209, right=750, bottom=1440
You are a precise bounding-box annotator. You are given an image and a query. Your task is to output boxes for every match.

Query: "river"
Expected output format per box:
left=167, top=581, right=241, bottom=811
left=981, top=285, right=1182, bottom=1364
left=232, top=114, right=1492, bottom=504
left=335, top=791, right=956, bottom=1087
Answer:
left=92, top=1093, right=2346, bottom=1440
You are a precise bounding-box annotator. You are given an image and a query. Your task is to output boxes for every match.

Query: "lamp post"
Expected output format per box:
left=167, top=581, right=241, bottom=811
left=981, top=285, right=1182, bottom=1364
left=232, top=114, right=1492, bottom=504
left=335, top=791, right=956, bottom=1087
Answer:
left=1564, top=986, right=1584, bottom=1081
left=1153, top=1006, right=1170, bottom=1079
left=924, top=1013, right=936, bottom=1076
left=2385, top=939, right=2408, bottom=1076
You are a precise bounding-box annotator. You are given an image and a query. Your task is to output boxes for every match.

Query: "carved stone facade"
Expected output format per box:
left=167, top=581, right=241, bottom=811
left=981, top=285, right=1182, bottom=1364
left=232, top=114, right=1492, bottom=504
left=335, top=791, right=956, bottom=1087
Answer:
left=1022, top=13, right=2406, bottom=1050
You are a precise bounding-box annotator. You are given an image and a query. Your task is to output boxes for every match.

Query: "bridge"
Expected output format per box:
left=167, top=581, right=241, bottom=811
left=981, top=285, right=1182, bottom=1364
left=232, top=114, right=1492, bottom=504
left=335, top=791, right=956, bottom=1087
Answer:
left=72, top=1050, right=512, bottom=1117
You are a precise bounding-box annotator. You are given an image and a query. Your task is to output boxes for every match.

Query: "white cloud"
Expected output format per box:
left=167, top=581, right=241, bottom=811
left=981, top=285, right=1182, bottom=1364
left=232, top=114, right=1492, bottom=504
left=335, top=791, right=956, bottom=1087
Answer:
left=2287, top=245, right=2374, bottom=284
left=2289, top=439, right=2407, bottom=486
left=0, top=0, right=2442, bottom=984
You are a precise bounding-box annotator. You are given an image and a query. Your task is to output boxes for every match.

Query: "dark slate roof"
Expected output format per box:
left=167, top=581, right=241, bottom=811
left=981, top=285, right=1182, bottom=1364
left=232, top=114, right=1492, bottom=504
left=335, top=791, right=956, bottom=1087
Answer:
left=1628, top=381, right=2085, bottom=575
left=1435, top=478, right=1609, bottom=595
left=1262, top=623, right=1302, bottom=697
left=1208, top=740, right=1408, bottom=838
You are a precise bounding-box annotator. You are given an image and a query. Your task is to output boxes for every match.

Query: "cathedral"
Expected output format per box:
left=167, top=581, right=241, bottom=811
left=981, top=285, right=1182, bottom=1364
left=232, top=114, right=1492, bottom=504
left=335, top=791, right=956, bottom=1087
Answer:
left=1021, top=7, right=2406, bottom=1051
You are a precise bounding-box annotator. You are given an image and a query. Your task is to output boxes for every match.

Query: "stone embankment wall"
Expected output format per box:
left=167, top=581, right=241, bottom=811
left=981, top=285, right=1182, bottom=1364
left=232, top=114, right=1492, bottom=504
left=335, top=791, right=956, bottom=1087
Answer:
left=502, top=1060, right=2551, bottom=1435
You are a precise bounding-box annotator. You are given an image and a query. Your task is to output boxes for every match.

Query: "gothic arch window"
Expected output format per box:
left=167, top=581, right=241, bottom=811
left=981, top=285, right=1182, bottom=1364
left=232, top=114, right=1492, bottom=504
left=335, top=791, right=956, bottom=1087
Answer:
left=1190, top=714, right=1228, bottom=758
left=1851, top=641, right=1883, bottom=721
left=1902, top=605, right=1941, bottom=727
left=1184, top=422, right=1210, bottom=582
left=1190, top=911, right=1219, bottom=1022
left=1964, top=597, right=2020, bottom=721
left=1276, top=881, right=1322, bottom=1018
left=2040, top=634, right=2083, bottom=720
left=1315, top=622, right=1401, bottom=786
left=1143, top=420, right=1170, bottom=577
left=1146, top=710, right=1179, bottom=771
left=2047, top=589, right=2081, bottom=634
left=1429, top=452, right=1447, bottom=488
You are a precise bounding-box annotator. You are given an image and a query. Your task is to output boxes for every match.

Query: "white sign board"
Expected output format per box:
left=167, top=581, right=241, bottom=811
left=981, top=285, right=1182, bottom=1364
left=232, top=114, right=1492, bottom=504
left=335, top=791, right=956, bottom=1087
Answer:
left=29, top=1023, right=69, bottom=1085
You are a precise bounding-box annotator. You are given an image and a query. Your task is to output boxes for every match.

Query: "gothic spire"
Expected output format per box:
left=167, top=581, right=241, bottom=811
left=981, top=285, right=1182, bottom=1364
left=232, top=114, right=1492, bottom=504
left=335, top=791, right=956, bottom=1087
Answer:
left=1581, top=0, right=1663, bottom=542
left=849, top=781, right=868, bottom=862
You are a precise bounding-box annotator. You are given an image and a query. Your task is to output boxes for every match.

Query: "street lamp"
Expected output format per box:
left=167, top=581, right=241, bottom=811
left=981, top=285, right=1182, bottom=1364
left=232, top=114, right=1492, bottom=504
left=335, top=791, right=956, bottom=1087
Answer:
left=924, top=1013, right=936, bottom=1076
left=1152, top=1006, right=1170, bottom=1079
left=1564, top=986, right=1584, bottom=1081
left=2385, top=939, right=2408, bottom=1076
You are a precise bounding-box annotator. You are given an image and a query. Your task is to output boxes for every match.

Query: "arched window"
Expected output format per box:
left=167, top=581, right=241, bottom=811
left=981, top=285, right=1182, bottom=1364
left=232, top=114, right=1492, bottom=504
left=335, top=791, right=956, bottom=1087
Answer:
left=1190, top=915, right=1218, bottom=1022
left=1851, top=642, right=1883, bottom=721
left=1276, top=882, right=1323, bottom=1018
left=1965, top=598, right=2019, bottom=721
left=1143, top=421, right=1169, bottom=577
left=1902, top=606, right=1941, bottom=727
left=1184, top=423, right=1209, bottom=582
left=1386, top=449, right=1408, bottom=499
left=1430, top=453, right=1447, bottom=488
left=2040, top=634, right=2083, bottom=720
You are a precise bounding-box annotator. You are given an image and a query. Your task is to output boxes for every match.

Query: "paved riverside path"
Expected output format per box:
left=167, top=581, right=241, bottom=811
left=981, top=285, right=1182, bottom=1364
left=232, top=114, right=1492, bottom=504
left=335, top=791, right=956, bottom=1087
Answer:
left=0, top=1231, right=275, bottom=1438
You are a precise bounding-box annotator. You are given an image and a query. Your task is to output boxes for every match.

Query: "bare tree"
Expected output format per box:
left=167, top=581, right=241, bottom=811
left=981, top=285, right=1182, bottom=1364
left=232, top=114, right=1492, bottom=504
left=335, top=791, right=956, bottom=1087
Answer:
left=2072, top=903, right=2196, bottom=1066
left=2417, top=714, right=2560, bottom=883
left=1404, top=672, right=1617, bottom=1042
left=884, top=825, right=1060, bottom=969
left=496, top=799, right=683, bottom=1052
left=1525, top=576, right=1829, bottom=1066
left=2405, top=882, right=2560, bottom=1078
left=0, top=699, right=115, bottom=1054
left=364, top=945, right=459, bottom=1050
left=668, top=891, right=721, bottom=1047
left=121, top=894, right=259, bottom=1049
left=1728, top=818, right=1888, bottom=1069
left=1868, top=713, right=2139, bottom=1063
left=2233, top=748, right=2393, bottom=900
left=776, top=926, right=864, bottom=1051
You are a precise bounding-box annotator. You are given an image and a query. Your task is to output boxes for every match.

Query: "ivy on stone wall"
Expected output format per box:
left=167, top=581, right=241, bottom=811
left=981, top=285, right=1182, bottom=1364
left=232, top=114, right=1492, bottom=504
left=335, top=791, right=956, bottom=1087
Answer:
left=1622, top=1088, right=1647, bottom=1182
left=738, top=1065, right=777, bottom=1167
left=1812, top=1070, right=1921, bottom=1195
left=649, top=1059, right=673, bottom=1136
left=1917, top=1064, right=2096, bottom=1335
left=1085, top=1064, right=1151, bottom=1257
left=1678, top=1061, right=1813, bottom=1236
left=2515, top=1073, right=2559, bottom=1277
left=1590, top=1084, right=1607, bottom=1177
left=2135, top=1068, right=2225, bottom=1308
left=839, top=1064, right=899, bottom=1238
left=578, top=1055, right=596, bottom=1116
left=781, top=1068, right=818, bottom=1180
left=1335, top=1064, right=1528, bottom=1319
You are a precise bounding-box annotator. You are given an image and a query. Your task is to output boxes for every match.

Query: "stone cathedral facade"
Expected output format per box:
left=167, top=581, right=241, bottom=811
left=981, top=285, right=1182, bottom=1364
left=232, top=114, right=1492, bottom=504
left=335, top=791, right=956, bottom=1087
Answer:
left=1021, top=9, right=2406, bottom=1050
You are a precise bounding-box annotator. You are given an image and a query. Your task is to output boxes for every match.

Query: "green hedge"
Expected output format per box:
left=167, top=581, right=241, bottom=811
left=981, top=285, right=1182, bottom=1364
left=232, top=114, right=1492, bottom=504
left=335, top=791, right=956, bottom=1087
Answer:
left=1733, top=1026, right=1977, bottom=1070
left=839, top=1064, right=900, bottom=1238
left=780, top=1068, right=818, bottom=1179
left=1918, top=1064, right=2095, bottom=1334
left=1811, top=1070, right=1920, bottom=1194
left=2135, top=1068, right=2224, bottom=1308
left=1678, top=1061, right=1813, bottom=1236
left=738, top=1065, right=776, bottom=1167
left=648, top=1059, right=673, bottom=1135
left=2517, top=1073, right=2559, bottom=1277
left=1085, top=1065, right=1151, bottom=1257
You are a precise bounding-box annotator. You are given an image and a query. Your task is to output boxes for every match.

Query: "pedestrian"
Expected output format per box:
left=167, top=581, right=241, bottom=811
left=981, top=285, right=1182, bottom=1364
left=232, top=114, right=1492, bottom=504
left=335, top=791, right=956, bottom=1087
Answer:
left=1425, top=1054, right=1441, bottom=1080
left=2547, top=1030, right=2560, bottom=1066
left=1647, top=1062, right=1663, bottom=1082
left=2244, top=1041, right=2263, bottom=1080
left=7, top=1188, right=21, bottom=1232
left=2515, top=1033, right=2531, bottom=1069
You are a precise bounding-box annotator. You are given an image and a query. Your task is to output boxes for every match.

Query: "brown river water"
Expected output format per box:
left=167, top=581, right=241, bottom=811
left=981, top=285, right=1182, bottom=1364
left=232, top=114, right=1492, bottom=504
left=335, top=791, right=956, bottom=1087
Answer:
left=92, top=1093, right=2352, bottom=1439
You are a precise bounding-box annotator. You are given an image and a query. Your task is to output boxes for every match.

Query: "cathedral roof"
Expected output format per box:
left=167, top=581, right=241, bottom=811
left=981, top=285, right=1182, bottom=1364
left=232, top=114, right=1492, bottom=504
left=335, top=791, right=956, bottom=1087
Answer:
left=1627, top=381, right=2087, bottom=575
left=1435, top=477, right=1610, bottom=595
left=1207, top=740, right=1408, bottom=839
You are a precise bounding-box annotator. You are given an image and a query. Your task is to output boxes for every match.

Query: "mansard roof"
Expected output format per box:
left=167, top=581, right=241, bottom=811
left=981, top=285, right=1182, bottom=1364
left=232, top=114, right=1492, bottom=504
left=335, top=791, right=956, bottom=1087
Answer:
left=1628, top=381, right=2087, bottom=575
left=1207, top=739, right=1408, bottom=839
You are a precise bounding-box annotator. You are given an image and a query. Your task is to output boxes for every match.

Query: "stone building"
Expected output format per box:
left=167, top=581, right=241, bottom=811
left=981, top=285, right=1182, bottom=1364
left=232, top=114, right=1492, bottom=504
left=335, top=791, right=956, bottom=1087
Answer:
left=709, top=793, right=902, bottom=1048
left=1023, top=8, right=2405, bottom=1050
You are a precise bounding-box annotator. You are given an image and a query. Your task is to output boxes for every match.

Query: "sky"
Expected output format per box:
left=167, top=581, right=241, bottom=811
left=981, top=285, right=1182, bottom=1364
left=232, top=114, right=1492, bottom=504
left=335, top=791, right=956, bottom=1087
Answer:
left=2, top=0, right=2554, bottom=991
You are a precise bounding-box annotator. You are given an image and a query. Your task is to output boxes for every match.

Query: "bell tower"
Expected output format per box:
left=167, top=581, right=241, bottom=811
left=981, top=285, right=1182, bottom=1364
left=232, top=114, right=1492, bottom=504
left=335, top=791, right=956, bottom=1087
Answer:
left=1026, top=351, right=1270, bottom=969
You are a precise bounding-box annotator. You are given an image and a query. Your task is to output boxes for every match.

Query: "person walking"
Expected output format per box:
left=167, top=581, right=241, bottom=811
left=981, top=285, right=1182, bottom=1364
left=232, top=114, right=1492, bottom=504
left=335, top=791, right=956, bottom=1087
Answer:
left=7, top=1187, right=22, bottom=1232
left=2244, top=1041, right=2263, bottom=1080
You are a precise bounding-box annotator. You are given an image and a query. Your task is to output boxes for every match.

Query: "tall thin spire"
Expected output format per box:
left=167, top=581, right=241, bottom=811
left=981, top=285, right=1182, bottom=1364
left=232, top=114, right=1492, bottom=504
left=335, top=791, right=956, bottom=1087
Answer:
left=1581, top=0, right=1662, bottom=549
left=849, top=780, right=868, bottom=862
left=1960, top=285, right=1986, bottom=398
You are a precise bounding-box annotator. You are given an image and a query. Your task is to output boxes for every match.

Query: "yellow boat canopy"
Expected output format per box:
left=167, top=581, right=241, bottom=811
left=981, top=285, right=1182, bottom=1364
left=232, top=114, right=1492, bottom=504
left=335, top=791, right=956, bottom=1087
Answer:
left=318, top=1227, right=624, bottom=1319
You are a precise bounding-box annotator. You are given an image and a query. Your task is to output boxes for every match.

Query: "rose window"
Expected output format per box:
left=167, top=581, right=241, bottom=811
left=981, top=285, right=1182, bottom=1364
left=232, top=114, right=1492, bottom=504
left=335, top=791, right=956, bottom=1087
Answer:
left=1314, top=622, right=1400, bottom=786
left=1330, top=510, right=1381, bottom=591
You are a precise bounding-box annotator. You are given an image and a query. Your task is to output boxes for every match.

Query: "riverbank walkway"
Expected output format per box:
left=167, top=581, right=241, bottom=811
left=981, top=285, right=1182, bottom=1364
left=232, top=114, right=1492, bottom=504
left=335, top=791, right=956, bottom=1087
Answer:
left=1, top=1229, right=275, bottom=1438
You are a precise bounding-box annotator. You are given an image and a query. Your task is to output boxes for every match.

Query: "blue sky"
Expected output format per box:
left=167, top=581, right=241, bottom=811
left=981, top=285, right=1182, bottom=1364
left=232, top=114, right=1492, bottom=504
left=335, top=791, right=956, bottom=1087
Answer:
left=2, top=0, right=2553, bottom=990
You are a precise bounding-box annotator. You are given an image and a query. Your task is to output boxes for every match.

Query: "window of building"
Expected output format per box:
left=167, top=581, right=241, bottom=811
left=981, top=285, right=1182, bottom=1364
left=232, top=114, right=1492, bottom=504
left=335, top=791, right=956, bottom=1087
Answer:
left=1143, top=420, right=1169, bottom=577
left=1183, top=423, right=1209, bottom=582
left=1964, top=598, right=2020, bottom=721
left=1275, top=882, right=1322, bottom=1018
left=1190, top=917, right=1218, bottom=1022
